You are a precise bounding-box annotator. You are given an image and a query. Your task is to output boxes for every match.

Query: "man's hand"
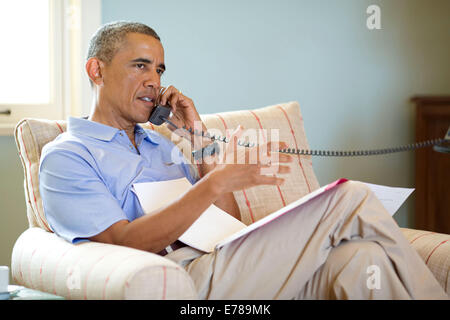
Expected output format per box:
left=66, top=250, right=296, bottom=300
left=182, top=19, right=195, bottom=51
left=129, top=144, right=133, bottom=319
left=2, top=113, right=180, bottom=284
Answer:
left=209, top=126, right=293, bottom=194
left=157, top=85, right=202, bottom=132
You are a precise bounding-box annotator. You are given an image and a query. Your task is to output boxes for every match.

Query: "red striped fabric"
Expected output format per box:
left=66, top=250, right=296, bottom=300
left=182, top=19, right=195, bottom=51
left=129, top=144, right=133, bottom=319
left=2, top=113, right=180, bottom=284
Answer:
left=410, top=232, right=435, bottom=244
left=83, top=250, right=117, bottom=300
left=52, top=246, right=75, bottom=295
left=276, top=105, right=311, bottom=193
left=102, top=253, right=140, bottom=299
left=64, top=243, right=103, bottom=299
left=426, top=239, right=450, bottom=265
left=28, top=248, right=38, bottom=289
left=39, top=245, right=52, bottom=291
left=17, top=240, right=25, bottom=283
left=19, top=125, right=50, bottom=231
left=248, top=110, right=286, bottom=207
left=55, top=122, right=64, bottom=133
left=216, top=114, right=256, bottom=223
left=216, top=114, right=228, bottom=138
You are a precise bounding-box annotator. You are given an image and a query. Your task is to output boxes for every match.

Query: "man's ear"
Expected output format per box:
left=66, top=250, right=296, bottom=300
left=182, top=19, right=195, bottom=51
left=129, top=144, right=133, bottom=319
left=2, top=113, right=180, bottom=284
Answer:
left=86, top=57, right=104, bottom=86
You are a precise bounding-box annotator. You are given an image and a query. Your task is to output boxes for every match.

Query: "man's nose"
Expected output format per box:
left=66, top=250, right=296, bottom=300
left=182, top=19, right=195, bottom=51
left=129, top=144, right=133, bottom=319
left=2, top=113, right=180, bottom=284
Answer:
left=143, top=71, right=160, bottom=89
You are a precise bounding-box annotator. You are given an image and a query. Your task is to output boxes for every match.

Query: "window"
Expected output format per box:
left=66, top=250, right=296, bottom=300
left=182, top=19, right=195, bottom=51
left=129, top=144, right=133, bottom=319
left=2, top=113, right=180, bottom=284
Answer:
left=0, top=1, right=51, bottom=104
left=0, top=0, right=101, bottom=135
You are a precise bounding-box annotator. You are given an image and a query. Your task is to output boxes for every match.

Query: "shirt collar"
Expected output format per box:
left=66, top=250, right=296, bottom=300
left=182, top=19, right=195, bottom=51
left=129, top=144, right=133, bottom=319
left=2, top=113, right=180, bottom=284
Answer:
left=135, top=124, right=161, bottom=145
left=67, top=117, right=160, bottom=145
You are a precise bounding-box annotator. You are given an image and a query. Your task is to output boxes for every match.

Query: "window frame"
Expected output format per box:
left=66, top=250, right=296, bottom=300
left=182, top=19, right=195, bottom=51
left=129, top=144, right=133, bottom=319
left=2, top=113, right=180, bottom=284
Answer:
left=0, top=0, right=101, bottom=135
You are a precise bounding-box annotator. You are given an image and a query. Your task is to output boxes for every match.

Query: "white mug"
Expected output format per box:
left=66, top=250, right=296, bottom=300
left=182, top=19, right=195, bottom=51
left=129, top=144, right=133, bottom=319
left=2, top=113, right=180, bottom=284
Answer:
left=0, top=266, right=9, bottom=292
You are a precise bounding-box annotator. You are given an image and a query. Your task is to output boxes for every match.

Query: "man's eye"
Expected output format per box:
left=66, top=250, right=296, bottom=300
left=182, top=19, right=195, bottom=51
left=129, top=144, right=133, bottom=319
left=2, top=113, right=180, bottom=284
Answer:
left=136, top=63, right=145, bottom=69
left=157, top=69, right=164, bottom=75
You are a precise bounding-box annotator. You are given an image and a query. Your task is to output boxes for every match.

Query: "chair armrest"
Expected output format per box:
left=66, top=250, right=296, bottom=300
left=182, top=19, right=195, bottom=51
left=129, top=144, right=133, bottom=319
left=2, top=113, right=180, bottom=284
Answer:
left=11, top=228, right=198, bottom=300
left=401, top=228, right=450, bottom=295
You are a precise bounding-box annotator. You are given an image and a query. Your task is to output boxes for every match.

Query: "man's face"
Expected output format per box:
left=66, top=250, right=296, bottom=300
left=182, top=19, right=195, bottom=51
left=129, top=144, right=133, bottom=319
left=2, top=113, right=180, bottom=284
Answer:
left=99, top=32, right=165, bottom=124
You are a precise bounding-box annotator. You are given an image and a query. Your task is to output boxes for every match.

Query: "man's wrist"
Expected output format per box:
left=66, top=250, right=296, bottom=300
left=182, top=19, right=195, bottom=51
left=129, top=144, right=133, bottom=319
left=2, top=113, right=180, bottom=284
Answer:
left=204, top=168, right=226, bottom=196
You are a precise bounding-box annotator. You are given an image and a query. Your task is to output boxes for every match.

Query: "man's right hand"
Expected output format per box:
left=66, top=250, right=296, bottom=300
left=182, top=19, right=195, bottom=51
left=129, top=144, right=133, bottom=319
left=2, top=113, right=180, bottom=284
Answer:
left=208, top=126, right=293, bottom=194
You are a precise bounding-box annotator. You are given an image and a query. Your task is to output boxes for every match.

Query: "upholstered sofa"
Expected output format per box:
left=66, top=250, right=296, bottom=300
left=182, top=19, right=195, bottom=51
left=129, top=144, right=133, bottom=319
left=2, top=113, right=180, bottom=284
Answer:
left=11, top=101, right=450, bottom=299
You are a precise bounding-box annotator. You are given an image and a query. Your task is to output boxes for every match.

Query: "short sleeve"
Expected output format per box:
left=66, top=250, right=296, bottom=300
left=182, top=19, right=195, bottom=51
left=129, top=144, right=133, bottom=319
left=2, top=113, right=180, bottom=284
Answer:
left=39, top=149, right=129, bottom=244
left=178, top=149, right=200, bottom=185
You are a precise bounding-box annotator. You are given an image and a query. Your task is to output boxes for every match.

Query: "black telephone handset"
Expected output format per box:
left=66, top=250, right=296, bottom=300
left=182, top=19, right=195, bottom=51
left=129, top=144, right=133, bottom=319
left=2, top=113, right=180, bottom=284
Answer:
left=148, top=104, right=171, bottom=125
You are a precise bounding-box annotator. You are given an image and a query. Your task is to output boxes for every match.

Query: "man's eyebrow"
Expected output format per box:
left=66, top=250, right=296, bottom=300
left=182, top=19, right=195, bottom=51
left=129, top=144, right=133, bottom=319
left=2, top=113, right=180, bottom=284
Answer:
left=130, top=58, right=166, bottom=71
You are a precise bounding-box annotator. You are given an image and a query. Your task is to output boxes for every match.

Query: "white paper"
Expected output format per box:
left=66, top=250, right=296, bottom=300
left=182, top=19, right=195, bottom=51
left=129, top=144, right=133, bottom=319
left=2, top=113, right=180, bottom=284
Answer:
left=177, top=204, right=247, bottom=252
left=133, top=178, right=247, bottom=252
left=133, top=178, right=413, bottom=253
left=359, top=181, right=414, bottom=216
left=133, top=178, right=192, bottom=215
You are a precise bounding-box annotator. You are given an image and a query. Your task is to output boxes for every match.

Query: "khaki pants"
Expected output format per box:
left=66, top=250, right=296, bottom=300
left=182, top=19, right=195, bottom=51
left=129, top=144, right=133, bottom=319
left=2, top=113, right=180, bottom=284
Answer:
left=166, top=181, right=448, bottom=299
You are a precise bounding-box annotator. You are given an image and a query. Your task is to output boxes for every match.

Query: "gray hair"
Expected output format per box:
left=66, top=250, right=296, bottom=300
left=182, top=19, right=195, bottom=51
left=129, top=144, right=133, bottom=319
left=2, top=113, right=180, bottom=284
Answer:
left=86, top=21, right=161, bottom=63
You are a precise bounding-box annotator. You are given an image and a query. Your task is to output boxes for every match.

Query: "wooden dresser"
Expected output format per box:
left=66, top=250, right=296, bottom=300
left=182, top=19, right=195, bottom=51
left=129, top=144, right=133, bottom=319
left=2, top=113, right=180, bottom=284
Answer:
left=412, top=96, right=450, bottom=234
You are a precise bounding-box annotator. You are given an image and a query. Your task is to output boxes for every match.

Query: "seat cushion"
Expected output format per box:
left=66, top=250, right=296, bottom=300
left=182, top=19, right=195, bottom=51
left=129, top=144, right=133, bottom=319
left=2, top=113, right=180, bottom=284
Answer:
left=15, top=101, right=320, bottom=228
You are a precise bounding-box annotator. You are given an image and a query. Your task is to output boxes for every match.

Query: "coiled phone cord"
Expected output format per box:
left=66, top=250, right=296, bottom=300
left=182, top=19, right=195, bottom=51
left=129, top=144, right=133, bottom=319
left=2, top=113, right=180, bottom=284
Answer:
left=161, top=117, right=448, bottom=157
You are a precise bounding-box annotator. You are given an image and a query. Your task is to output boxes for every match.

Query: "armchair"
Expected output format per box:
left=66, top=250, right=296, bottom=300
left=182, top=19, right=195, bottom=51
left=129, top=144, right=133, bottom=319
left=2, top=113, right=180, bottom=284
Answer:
left=11, top=102, right=450, bottom=299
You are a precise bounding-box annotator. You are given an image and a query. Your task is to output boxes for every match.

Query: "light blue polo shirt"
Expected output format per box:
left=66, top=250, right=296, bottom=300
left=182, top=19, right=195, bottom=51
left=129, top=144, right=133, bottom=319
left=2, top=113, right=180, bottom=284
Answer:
left=39, top=117, right=198, bottom=244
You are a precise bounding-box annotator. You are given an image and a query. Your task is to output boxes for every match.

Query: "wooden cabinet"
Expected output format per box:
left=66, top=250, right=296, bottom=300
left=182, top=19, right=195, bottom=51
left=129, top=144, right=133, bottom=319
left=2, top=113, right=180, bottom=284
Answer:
left=412, top=96, right=450, bottom=234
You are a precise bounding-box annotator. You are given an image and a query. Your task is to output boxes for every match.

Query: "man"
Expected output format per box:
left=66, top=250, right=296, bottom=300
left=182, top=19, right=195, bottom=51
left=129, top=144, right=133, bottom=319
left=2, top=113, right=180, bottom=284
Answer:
left=39, top=21, right=447, bottom=299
